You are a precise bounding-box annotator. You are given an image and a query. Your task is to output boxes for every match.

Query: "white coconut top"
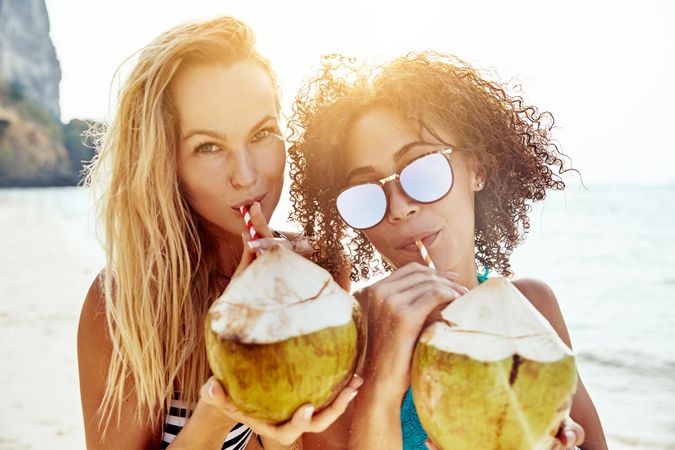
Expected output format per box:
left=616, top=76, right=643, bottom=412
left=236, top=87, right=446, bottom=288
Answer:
left=209, top=245, right=356, bottom=344
left=419, top=277, right=574, bottom=362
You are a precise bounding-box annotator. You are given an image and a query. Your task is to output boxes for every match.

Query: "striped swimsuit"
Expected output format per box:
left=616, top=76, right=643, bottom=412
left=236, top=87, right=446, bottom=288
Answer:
left=160, top=396, right=254, bottom=449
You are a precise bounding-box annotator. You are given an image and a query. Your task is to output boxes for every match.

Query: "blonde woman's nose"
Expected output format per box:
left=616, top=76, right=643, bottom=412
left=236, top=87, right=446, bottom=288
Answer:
left=230, top=151, right=257, bottom=189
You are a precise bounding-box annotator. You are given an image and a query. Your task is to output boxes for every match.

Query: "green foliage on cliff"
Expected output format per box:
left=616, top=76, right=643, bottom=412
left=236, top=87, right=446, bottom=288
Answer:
left=9, top=81, right=25, bottom=102
left=0, top=82, right=99, bottom=186
left=63, top=118, right=97, bottom=182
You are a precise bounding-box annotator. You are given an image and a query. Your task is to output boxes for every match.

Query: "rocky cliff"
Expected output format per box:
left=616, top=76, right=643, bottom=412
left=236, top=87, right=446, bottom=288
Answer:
left=0, top=0, right=93, bottom=186
left=0, top=0, right=61, bottom=120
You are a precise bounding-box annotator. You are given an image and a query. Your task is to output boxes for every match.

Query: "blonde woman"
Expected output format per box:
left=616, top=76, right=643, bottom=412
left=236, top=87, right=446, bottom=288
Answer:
left=79, top=17, right=361, bottom=449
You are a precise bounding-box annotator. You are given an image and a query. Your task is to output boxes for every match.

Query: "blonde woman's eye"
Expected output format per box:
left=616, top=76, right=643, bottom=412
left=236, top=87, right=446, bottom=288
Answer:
left=194, top=142, right=221, bottom=154
left=252, top=127, right=280, bottom=144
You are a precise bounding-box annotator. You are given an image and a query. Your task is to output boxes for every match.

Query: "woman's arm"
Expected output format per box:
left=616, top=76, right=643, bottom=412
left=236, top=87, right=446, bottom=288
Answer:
left=80, top=276, right=306, bottom=450
left=79, top=275, right=243, bottom=450
left=348, top=382, right=404, bottom=449
left=347, top=264, right=468, bottom=449
left=514, top=278, right=608, bottom=450
left=78, top=275, right=161, bottom=449
left=345, top=284, right=403, bottom=449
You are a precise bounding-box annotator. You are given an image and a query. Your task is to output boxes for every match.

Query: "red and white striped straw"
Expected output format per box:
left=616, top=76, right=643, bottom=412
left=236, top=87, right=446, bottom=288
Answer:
left=415, top=240, right=436, bottom=270
left=240, top=205, right=261, bottom=241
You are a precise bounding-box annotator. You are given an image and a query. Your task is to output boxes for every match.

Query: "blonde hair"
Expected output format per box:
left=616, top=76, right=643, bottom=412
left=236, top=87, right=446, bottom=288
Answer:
left=85, top=16, right=279, bottom=434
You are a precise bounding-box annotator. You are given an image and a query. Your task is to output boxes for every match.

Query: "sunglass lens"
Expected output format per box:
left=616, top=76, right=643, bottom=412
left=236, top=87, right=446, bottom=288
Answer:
left=400, top=152, right=453, bottom=202
left=336, top=183, right=386, bottom=229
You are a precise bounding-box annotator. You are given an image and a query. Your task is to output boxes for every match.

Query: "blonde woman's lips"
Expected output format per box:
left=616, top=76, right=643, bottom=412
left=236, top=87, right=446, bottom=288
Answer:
left=231, top=193, right=266, bottom=213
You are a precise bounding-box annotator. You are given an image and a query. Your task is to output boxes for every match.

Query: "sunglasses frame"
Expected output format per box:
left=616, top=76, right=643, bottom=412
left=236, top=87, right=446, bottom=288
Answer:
left=336, top=147, right=455, bottom=230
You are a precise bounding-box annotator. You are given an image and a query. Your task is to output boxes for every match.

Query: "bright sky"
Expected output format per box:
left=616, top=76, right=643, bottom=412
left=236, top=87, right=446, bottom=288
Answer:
left=45, top=0, right=675, bottom=183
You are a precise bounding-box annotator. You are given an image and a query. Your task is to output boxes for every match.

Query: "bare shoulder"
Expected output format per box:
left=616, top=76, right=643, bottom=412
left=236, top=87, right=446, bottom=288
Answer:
left=352, top=286, right=368, bottom=316
left=78, top=271, right=158, bottom=449
left=514, top=279, right=608, bottom=446
left=78, top=272, right=113, bottom=374
left=79, top=272, right=109, bottom=347
left=512, top=278, right=573, bottom=348
left=78, top=272, right=114, bottom=447
left=512, top=278, right=558, bottom=317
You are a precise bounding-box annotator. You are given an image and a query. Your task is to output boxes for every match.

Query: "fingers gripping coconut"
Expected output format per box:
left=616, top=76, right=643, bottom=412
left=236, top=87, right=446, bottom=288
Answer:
left=360, top=263, right=468, bottom=399
left=199, top=373, right=364, bottom=447
left=425, top=417, right=585, bottom=450
left=233, top=202, right=314, bottom=275
left=205, top=244, right=365, bottom=425
left=198, top=204, right=363, bottom=446
left=411, top=278, right=578, bottom=450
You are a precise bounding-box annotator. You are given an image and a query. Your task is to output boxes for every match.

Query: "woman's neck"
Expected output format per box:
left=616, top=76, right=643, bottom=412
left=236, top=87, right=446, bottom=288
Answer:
left=214, top=235, right=242, bottom=277
left=452, top=258, right=481, bottom=290
left=444, top=245, right=482, bottom=290
left=201, top=221, right=243, bottom=277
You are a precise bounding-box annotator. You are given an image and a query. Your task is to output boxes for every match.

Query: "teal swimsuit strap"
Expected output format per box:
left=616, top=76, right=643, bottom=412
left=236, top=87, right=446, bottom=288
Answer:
left=477, top=264, right=489, bottom=284
left=400, top=269, right=489, bottom=450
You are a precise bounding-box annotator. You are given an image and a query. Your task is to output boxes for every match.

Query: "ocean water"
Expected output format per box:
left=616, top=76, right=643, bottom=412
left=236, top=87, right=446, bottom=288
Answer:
left=0, top=184, right=673, bottom=449
left=509, top=183, right=675, bottom=449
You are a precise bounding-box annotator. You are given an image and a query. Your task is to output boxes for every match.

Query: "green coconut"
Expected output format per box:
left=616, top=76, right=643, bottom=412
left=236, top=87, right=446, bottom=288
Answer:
left=205, top=245, right=364, bottom=423
left=411, top=278, right=577, bottom=450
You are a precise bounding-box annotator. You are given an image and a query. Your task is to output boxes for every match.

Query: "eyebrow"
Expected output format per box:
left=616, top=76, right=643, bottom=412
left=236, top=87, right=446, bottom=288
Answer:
left=182, top=114, right=276, bottom=141
left=345, top=140, right=428, bottom=181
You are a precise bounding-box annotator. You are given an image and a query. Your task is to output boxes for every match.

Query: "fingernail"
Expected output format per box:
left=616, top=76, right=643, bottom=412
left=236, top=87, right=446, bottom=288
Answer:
left=349, top=390, right=358, bottom=400
left=247, top=241, right=261, bottom=249
left=353, top=374, right=364, bottom=388
left=303, top=405, right=314, bottom=420
left=564, top=430, right=575, bottom=445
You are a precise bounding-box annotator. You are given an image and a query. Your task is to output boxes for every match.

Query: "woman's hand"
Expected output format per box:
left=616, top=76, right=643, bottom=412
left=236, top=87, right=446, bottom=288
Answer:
left=199, top=375, right=363, bottom=446
left=361, top=262, right=468, bottom=403
left=424, top=416, right=585, bottom=449
left=552, top=416, right=585, bottom=449
left=233, top=202, right=312, bottom=278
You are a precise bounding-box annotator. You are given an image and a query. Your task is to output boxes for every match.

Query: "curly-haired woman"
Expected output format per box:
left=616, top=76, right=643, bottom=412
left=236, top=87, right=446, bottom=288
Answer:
left=288, top=52, right=608, bottom=450
left=78, top=17, right=361, bottom=450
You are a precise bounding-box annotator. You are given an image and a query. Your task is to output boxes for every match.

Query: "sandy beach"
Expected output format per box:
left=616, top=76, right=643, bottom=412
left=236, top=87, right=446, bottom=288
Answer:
left=0, top=188, right=102, bottom=449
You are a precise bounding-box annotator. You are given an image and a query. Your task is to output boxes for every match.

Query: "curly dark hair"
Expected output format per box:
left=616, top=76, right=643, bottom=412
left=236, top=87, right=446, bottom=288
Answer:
left=287, top=51, right=576, bottom=283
